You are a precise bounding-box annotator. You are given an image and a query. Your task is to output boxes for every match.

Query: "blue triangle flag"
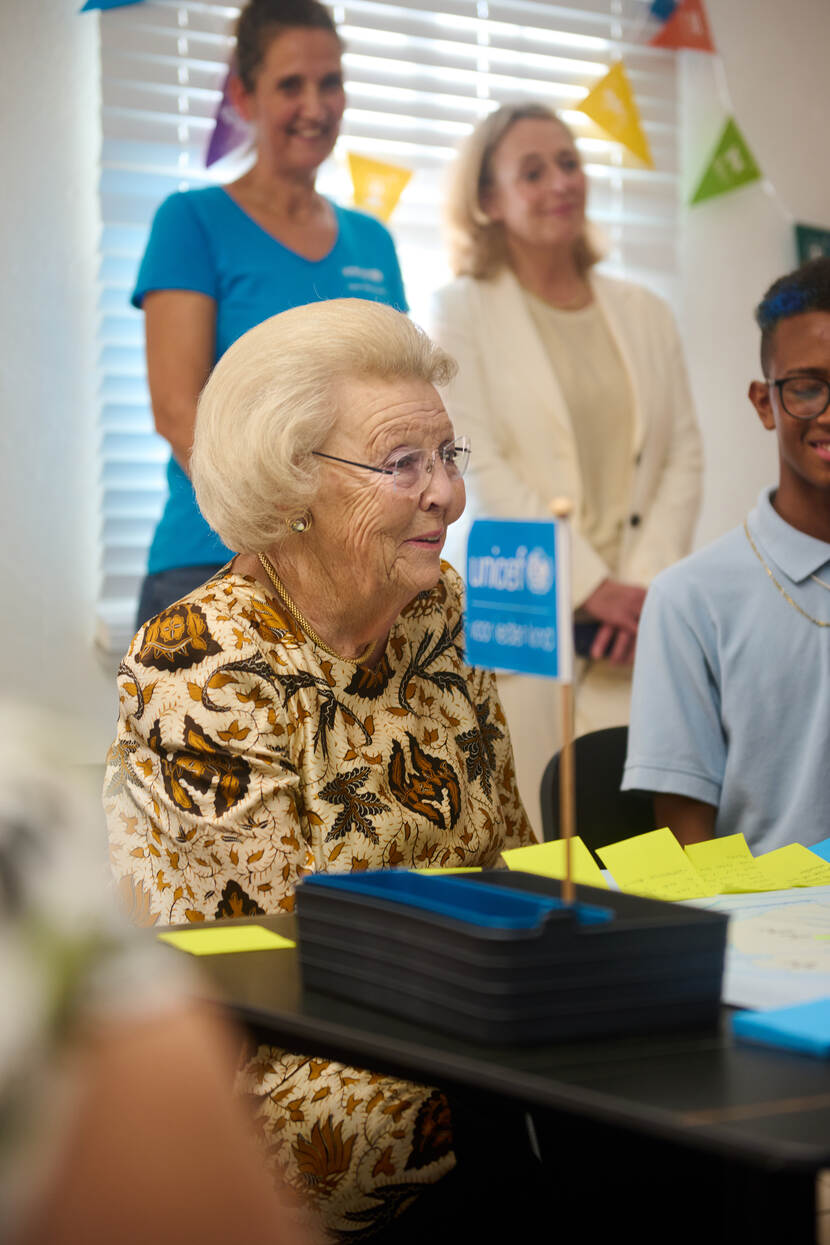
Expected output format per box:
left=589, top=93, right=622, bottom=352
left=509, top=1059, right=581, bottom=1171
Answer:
left=81, top=1, right=144, bottom=12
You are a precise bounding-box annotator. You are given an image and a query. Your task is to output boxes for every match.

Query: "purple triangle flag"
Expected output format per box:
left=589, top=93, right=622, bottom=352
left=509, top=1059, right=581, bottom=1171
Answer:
left=206, top=69, right=252, bottom=167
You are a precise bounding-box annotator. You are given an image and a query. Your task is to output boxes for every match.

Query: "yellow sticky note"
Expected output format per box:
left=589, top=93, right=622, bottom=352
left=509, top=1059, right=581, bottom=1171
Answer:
left=598, top=827, right=714, bottom=901
left=158, top=925, right=295, bottom=956
left=418, top=867, right=483, bottom=875
left=754, top=843, right=830, bottom=889
left=501, top=837, right=608, bottom=889
left=684, top=833, right=779, bottom=894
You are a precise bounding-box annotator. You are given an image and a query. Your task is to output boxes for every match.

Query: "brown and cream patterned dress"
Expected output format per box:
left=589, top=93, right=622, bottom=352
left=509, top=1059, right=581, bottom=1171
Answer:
left=105, top=562, right=533, bottom=1237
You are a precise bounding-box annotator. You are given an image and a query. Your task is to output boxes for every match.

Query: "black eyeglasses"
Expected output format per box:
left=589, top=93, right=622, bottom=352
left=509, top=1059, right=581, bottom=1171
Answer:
left=312, top=436, right=471, bottom=493
left=768, top=377, right=830, bottom=421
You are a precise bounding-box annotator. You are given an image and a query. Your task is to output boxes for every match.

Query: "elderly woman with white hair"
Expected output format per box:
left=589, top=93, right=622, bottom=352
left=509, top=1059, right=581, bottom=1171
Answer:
left=105, top=297, right=534, bottom=1239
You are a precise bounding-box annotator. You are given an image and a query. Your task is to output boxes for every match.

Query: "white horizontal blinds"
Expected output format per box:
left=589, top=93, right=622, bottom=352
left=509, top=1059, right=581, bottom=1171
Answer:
left=331, top=0, right=679, bottom=314
left=96, top=0, right=678, bottom=653
left=97, top=2, right=242, bottom=653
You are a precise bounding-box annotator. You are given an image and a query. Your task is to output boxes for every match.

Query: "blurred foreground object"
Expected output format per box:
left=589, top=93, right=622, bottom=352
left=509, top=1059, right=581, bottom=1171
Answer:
left=0, top=703, right=314, bottom=1245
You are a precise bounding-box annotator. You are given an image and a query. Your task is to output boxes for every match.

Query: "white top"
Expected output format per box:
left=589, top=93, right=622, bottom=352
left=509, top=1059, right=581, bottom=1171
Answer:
left=524, top=292, right=634, bottom=572
left=431, top=267, right=703, bottom=605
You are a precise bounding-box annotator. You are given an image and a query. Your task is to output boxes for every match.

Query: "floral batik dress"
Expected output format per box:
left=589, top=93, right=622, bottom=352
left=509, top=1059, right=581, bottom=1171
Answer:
left=105, top=562, right=533, bottom=1236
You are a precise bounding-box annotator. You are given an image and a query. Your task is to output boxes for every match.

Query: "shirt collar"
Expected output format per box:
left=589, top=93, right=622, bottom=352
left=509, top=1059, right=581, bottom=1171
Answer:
left=750, top=486, right=830, bottom=583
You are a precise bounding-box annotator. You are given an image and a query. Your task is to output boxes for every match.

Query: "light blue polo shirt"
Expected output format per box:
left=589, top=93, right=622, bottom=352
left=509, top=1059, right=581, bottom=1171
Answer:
left=623, top=488, right=830, bottom=853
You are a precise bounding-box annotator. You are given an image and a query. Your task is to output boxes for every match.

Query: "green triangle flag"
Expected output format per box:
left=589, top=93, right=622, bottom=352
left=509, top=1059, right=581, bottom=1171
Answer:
left=690, top=118, right=761, bottom=205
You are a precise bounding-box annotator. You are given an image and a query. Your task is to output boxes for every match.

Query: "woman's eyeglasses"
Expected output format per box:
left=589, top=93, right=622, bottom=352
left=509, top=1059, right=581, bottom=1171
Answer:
left=768, top=377, right=830, bottom=421
left=312, top=436, right=471, bottom=493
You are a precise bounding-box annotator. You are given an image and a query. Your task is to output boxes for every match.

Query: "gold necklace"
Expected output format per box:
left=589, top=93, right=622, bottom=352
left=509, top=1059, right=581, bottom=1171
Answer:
left=810, top=572, right=830, bottom=592
left=257, top=554, right=376, bottom=666
left=743, top=521, right=830, bottom=628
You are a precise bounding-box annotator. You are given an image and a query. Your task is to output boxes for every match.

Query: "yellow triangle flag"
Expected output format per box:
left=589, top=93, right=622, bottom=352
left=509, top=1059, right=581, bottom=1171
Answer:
left=348, top=153, right=413, bottom=223
left=576, top=61, right=654, bottom=168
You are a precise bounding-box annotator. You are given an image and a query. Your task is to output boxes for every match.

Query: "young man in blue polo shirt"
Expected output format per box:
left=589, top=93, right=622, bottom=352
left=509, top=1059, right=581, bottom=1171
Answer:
left=622, top=258, right=830, bottom=852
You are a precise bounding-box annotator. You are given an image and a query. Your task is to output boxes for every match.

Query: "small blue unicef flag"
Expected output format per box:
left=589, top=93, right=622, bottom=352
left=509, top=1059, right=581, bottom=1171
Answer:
left=464, top=518, right=573, bottom=681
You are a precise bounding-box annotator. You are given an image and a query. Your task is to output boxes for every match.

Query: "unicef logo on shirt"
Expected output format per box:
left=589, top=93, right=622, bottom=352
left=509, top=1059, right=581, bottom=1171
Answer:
left=526, top=546, right=554, bottom=595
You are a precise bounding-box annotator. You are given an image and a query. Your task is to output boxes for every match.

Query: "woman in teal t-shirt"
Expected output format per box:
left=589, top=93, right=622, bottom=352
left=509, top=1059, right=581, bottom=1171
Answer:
left=132, top=0, right=407, bottom=627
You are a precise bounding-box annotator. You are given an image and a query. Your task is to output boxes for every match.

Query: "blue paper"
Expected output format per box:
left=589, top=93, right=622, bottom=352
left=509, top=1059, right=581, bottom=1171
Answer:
left=809, top=837, right=830, bottom=864
left=732, top=996, right=830, bottom=1057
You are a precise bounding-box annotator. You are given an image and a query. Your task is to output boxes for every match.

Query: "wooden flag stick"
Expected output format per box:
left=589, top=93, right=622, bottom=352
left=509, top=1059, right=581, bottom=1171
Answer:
left=549, top=497, right=575, bottom=904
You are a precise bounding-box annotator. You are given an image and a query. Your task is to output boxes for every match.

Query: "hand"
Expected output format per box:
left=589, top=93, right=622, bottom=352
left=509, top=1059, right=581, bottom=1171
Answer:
left=579, top=579, right=647, bottom=665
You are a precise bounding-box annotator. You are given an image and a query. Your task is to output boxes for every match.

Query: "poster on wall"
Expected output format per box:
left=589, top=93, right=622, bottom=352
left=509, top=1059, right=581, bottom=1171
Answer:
left=795, top=224, right=830, bottom=264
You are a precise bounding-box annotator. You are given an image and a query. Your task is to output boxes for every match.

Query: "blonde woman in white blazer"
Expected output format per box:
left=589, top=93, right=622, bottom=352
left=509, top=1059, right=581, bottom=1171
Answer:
left=430, top=102, right=702, bottom=836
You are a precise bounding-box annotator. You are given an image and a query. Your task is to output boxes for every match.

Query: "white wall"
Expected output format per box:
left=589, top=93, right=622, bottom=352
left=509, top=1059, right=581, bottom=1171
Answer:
left=0, top=0, right=117, bottom=762
left=680, top=0, right=830, bottom=546
left=2, top=0, right=829, bottom=763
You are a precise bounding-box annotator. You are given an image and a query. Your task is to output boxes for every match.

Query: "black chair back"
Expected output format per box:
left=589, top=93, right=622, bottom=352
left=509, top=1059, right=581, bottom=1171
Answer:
left=540, top=726, right=655, bottom=863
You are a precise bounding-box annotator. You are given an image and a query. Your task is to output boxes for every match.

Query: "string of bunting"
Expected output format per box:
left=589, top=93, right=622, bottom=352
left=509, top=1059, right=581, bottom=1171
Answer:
left=82, top=0, right=829, bottom=255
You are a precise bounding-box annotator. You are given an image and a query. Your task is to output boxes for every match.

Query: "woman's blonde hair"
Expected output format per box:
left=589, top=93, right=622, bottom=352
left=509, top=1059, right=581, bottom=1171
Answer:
left=445, top=101, right=601, bottom=279
left=191, top=299, right=456, bottom=555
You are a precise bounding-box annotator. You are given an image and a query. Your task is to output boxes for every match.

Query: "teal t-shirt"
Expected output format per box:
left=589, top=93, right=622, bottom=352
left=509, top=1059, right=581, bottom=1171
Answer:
left=132, top=187, right=408, bottom=573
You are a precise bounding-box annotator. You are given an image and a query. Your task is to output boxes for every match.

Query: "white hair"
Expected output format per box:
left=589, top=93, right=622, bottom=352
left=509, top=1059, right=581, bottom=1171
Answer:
left=191, top=299, right=457, bottom=554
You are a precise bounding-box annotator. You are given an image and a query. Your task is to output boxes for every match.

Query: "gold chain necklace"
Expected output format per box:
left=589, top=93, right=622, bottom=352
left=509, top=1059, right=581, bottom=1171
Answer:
left=257, top=553, right=376, bottom=666
left=743, top=521, right=830, bottom=628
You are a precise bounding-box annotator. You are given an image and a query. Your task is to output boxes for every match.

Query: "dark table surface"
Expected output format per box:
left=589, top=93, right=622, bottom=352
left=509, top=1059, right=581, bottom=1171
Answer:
left=171, top=912, right=830, bottom=1176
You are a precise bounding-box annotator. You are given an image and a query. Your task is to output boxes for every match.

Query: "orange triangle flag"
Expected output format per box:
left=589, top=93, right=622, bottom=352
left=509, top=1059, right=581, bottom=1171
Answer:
left=649, top=0, right=715, bottom=50
left=576, top=61, right=654, bottom=168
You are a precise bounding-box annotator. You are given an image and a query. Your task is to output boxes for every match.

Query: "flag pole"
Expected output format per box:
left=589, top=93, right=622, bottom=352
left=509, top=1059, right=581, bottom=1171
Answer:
left=549, top=498, right=575, bottom=904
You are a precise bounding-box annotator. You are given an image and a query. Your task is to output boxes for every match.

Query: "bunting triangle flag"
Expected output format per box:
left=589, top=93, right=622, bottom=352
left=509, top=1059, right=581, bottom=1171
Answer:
left=649, top=0, right=715, bottom=51
left=690, top=118, right=761, bottom=205
left=649, top=0, right=678, bottom=18
left=576, top=61, right=654, bottom=168
left=80, top=0, right=144, bottom=10
left=348, top=153, right=413, bottom=223
left=206, top=69, right=252, bottom=167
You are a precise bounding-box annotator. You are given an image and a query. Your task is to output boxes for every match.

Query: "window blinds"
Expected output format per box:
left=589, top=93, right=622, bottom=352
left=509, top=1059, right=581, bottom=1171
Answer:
left=95, top=0, right=678, bottom=654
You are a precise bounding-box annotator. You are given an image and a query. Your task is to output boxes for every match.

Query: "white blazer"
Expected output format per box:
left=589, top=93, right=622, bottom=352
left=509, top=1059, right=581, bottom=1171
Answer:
left=430, top=268, right=703, bottom=605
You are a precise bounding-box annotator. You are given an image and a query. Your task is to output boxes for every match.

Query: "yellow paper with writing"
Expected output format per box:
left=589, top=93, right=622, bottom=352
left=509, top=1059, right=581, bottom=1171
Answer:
left=576, top=60, right=654, bottom=168
left=597, top=827, right=714, bottom=901
left=501, top=837, right=608, bottom=889
left=348, top=152, right=413, bottom=222
left=158, top=925, right=295, bottom=956
left=754, top=843, right=830, bottom=889
left=684, top=833, right=779, bottom=894
left=418, top=866, right=483, bottom=875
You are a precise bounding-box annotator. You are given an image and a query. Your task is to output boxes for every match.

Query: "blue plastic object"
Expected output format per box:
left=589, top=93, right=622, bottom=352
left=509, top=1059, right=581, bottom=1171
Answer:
left=732, top=997, right=830, bottom=1057
left=303, top=871, right=613, bottom=929
left=295, top=869, right=727, bottom=1044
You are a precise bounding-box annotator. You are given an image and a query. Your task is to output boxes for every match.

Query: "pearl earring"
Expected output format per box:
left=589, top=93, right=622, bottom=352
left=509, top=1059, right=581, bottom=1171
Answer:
left=287, top=514, right=312, bottom=534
